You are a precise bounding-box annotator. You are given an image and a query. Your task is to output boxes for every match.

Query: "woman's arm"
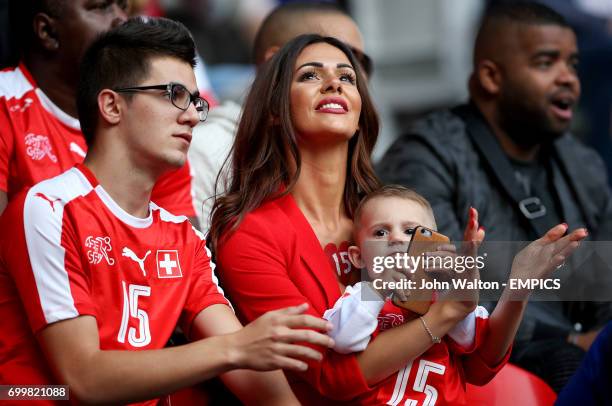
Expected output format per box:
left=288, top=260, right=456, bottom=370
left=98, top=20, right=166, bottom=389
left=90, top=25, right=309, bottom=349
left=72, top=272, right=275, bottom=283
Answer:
left=217, top=217, right=470, bottom=396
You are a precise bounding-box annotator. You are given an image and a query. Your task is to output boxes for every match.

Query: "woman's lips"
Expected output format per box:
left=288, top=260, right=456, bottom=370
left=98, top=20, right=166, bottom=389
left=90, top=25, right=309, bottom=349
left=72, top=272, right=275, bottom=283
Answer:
left=316, top=97, right=348, bottom=113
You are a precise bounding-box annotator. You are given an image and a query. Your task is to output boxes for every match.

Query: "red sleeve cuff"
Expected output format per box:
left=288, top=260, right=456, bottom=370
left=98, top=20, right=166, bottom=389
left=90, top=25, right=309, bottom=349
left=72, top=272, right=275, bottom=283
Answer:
left=462, top=344, right=512, bottom=386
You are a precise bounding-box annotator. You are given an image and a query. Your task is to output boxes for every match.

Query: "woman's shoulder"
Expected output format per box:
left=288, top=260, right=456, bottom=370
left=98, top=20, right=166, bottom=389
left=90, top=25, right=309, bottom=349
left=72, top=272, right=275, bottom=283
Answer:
left=243, top=195, right=293, bottom=228
left=220, top=194, right=298, bottom=245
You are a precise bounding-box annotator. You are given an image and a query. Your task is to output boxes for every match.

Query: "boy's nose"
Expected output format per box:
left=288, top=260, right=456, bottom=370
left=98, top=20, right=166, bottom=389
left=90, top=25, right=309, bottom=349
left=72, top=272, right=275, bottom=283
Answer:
left=388, top=231, right=410, bottom=245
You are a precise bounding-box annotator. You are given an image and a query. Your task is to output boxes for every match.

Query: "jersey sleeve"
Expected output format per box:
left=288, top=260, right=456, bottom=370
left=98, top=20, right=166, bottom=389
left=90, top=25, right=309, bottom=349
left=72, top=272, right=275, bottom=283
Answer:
left=0, top=101, right=14, bottom=192
left=447, top=306, right=511, bottom=385
left=151, top=161, right=196, bottom=218
left=180, top=237, right=230, bottom=337
left=217, top=217, right=372, bottom=401
left=323, top=282, right=384, bottom=354
left=1, top=189, right=96, bottom=334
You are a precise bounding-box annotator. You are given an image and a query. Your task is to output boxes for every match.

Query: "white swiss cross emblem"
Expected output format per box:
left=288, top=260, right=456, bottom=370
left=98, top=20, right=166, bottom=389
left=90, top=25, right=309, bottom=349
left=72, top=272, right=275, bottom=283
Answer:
left=156, top=250, right=182, bottom=278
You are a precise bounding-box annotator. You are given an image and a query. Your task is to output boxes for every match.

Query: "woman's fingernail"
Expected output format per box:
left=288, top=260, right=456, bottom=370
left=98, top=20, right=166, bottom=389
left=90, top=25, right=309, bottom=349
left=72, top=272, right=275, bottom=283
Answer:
left=479, top=226, right=485, bottom=232
left=562, top=222, right=568, bottom=228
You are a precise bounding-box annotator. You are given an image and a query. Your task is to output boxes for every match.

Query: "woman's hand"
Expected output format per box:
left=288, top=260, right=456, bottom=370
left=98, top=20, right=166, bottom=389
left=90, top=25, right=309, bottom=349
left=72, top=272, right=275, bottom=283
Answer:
left=509, top=223, right=588, bottom=298
left=226, top=303, right=334, bottom=372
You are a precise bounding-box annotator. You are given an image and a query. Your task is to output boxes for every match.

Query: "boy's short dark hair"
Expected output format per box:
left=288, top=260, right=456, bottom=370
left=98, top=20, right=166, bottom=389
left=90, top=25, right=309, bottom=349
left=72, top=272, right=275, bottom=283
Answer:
left=354, top=185, right=436, bottom=231
left=77, top=17, right=196, bottom=146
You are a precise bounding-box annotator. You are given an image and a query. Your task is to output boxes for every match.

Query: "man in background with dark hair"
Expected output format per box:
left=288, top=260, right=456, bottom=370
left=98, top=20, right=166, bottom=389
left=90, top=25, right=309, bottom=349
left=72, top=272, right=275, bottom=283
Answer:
left=378, top=2, right=612, bottom=391
left=0, top=0, right=199, bottom=226
left=0, top=17, right=334, bottom=405
left=189, top=1, right=370, bottom=231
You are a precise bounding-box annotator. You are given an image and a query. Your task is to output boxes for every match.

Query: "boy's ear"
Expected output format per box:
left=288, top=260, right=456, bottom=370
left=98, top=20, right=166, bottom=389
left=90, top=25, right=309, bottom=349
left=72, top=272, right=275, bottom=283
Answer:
left=98, top=89, right=122, bottom=125
left=348, top=245, right=365, bottom=269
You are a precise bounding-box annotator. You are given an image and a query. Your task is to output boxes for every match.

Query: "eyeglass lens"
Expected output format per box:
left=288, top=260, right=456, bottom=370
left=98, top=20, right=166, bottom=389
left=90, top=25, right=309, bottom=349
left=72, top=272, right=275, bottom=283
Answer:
left=170, top=84, right=208, bottom=121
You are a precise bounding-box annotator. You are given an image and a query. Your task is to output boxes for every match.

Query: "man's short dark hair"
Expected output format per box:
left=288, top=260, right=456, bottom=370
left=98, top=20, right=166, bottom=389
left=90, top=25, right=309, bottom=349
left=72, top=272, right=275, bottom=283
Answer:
left=252, top=1, right=347, bottom=65
left=77, top=17, right=196, bottom=146
left=482, top=1, right=570, bottom=28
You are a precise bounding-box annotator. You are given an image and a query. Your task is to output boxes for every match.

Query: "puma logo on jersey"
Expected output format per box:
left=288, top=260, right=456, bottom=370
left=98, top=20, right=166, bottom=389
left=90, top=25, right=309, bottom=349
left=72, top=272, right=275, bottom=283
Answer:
left=122, top=247, right=151, bottom=276
left=85, top=236, right=115, bottom=266
left=69, top=142, right=87, bottom=158
left=35, top=192, right=61, bottom=212
left=9, top=98, right=33, bottom=113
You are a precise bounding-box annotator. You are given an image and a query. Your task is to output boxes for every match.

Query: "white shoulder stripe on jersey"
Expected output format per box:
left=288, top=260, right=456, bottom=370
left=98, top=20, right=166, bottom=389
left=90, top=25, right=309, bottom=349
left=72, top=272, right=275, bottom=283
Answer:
left=24, top=168, right=94, bottom=325
left=35, top=88, right=81, bottom=130
left=0, top=67, right=34, bottom=100
left=203, top=244, right=230, bottom=307
left=153, top=202, right=190, bottom=225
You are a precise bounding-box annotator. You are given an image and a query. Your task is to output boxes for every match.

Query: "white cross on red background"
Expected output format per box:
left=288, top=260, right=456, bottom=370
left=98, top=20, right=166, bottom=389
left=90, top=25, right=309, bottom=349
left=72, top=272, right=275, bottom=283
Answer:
left=156, top=250, right=182, bottom=278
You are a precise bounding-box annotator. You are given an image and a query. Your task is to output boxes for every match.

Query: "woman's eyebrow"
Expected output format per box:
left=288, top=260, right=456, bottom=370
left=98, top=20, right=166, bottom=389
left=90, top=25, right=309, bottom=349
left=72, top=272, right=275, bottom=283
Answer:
left=337, top=63, right=354, bottom=70
left=297, top=62, right=323, bottom=70
left=296, top=62, right=355, bottom=70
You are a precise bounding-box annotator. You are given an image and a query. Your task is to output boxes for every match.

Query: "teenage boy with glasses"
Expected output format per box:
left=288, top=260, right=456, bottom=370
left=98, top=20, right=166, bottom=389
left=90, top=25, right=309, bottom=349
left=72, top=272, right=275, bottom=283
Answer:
left=0, top=17, right=333, bottom=405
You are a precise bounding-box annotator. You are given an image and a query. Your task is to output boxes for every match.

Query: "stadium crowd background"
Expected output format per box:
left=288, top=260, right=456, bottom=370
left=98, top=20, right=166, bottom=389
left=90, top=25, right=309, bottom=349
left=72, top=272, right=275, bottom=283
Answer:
left=1, top=0, right=612, bottom=405
left=3, top=0, right=612, bottom=170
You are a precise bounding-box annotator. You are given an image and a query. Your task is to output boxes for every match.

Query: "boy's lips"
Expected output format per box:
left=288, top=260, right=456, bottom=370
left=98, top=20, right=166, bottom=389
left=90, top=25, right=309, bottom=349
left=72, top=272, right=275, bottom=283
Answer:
left=173, top=133, right=192, bottom=144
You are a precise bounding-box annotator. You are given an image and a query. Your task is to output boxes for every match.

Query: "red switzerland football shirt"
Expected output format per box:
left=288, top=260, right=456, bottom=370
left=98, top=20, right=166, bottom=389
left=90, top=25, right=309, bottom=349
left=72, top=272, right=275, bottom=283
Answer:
left=0, top=165, right=228, bottom=405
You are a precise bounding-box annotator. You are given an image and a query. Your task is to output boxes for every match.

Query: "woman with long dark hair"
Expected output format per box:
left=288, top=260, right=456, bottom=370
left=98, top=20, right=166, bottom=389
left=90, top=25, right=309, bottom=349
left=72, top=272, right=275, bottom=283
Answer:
left=210, top=34, right=462, bottom=404
left=208, top=34, right=587, bottom=404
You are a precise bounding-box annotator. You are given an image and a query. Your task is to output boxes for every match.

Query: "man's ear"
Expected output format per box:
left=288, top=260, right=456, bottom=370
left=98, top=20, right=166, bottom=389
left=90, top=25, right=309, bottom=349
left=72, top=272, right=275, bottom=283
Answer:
left=33, top=13, right=60, bottom=52
left=476, top=59, right=502, bottom=95
left=98, top=90, right=122, bottom=126
left=348, top=245, right=366, bottom=269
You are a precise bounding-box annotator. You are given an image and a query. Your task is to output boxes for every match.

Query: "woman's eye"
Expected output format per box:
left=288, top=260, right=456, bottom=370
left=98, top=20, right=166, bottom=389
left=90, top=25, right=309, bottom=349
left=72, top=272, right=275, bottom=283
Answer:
left=374, top=229, right=388, bottom=237
left=404, top=228, right=416, bottom=235
left=339, top=73, right=356, bottom=84
left=298, top=71, right=318, bottom=81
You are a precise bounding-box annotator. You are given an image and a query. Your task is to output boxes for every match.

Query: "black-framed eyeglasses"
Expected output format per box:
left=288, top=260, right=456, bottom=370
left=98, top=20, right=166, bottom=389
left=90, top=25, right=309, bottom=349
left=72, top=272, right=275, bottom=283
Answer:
left=113, top=82, right=209, bottom=122
left=349, top=46, right=373, bottom=77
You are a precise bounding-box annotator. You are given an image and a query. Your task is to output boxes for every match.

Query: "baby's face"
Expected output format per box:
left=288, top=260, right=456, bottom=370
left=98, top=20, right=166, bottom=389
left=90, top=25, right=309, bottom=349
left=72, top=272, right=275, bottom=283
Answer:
left=355, top=196, right=436, bottom=262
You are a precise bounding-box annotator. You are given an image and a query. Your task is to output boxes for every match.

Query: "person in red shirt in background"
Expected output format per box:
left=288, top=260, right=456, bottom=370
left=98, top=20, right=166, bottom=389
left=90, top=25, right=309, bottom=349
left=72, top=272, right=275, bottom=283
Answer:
left=0, top=0, right=199, bottom=226
left=0, top=17, right=334, bottom=405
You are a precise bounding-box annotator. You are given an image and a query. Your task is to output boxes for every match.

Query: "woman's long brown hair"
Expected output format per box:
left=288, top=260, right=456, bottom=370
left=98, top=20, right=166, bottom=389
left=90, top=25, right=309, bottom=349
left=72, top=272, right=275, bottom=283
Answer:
left=208, top=34, right=381, bottom=252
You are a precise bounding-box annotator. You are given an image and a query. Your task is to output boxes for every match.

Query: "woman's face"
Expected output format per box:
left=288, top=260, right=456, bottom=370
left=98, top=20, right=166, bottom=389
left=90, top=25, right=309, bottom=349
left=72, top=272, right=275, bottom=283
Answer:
left=290, top=42, right=362, bottom=144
